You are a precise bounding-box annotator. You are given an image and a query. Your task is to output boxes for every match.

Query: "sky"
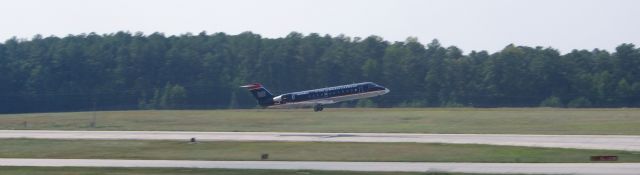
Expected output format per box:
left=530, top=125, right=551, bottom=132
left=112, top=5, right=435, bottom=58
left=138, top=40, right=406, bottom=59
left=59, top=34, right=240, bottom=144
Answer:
left=1, top=0, right=638, bottom=53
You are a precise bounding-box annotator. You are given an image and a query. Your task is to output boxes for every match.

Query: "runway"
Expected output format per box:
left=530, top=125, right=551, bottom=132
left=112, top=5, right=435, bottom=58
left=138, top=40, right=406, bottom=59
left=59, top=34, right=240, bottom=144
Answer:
left=1, top=158, right=639, bottom=175
left=2, top=130, right=640, bottom=151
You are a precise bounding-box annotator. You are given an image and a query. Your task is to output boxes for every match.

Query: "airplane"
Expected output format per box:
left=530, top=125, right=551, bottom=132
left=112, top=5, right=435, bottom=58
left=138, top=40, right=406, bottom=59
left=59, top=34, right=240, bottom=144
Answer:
left=241, top=82, right=390, bottom=112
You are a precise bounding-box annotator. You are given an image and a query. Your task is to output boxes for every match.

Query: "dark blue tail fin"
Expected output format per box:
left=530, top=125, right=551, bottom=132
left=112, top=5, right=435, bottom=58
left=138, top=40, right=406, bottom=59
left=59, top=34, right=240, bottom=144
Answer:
left=241, top=83, right=274, bottom=107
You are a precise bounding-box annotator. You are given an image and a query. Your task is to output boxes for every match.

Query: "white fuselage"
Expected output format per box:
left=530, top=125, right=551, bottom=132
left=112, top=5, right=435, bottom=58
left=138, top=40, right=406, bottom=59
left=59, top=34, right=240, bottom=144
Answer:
left=267, top=89, right=389, bottom=109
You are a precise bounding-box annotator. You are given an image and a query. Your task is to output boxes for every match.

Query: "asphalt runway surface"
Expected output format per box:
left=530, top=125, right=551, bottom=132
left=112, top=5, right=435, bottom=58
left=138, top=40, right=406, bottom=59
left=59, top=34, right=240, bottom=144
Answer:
left=1, top=130, right=640, bottom=151
left=1, top=158, right=639, bottom=175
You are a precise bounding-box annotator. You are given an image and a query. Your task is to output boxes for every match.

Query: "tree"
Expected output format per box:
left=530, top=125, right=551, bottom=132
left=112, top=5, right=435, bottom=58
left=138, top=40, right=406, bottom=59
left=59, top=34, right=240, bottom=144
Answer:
left=540, top=96, right=563, bottom=107
left=168, top=84, right=187, bottom=108
left=356, top=99, right=377, bottom=108
left=567, top=97, right=592, bottom=108
left=1, top=31, right=640, bottom=113
left=616, top=79, right=632, bottom=106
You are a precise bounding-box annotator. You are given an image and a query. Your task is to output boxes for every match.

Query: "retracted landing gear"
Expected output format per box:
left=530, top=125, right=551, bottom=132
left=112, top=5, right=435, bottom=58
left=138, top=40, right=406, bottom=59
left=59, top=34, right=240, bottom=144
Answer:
left=313, top=104, right=324, bottom=112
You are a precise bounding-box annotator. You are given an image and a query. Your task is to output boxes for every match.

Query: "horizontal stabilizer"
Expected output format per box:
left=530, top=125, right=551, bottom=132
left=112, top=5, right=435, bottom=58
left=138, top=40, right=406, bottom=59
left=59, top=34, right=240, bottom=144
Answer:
left=240, top=83, right=263, bottom=90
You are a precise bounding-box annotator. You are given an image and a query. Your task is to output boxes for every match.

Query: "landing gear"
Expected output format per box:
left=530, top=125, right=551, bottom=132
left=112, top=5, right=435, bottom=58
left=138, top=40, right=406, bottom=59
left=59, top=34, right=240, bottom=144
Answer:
left=313, top=104, right=324, bottom=112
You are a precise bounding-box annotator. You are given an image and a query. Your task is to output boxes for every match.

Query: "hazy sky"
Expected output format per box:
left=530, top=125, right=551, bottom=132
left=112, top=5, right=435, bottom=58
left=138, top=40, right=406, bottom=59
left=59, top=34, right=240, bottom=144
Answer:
left=1, top=0, right=638, bottom=53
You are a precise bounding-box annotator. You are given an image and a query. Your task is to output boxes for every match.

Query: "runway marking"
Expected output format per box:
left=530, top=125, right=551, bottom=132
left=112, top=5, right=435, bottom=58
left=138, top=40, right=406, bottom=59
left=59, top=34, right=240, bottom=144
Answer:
left=1, top=130, right=640, bottom=151
left=1, top=158, right=639, bottom=175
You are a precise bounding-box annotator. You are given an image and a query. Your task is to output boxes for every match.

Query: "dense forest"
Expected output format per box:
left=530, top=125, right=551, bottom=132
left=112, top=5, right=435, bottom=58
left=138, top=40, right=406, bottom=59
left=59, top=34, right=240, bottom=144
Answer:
left=1, top=31, right=639, bottom=113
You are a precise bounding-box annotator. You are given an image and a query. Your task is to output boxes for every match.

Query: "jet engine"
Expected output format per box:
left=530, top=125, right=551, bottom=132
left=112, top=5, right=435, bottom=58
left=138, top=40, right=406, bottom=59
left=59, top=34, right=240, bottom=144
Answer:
left=273, top=95, right=283, bottom=102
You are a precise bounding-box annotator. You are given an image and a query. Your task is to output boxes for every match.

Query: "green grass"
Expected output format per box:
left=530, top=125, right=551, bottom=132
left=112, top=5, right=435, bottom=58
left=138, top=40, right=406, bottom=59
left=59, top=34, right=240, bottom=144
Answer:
left=2, top=139, right=639, bottom=163
left=1, top=108, right=640, bottom=135
left=0, top=167, right=484, bottom=175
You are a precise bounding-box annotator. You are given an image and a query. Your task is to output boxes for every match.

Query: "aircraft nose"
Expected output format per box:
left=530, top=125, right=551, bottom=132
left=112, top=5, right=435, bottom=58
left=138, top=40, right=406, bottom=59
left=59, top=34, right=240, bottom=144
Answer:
left=383, top=88, right=390, bottom=94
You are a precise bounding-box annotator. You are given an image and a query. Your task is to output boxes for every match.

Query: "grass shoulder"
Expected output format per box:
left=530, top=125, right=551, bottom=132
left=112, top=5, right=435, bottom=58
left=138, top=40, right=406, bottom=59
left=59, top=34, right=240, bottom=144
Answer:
left=1, top=108, right=640, bottom=134
left=2, top=139, right=639, bottom=163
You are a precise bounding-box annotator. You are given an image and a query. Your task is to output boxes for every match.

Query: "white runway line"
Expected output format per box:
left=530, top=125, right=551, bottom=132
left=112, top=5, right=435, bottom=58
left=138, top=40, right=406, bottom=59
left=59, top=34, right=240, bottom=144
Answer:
left=1, top=130, right=640, bottom=151
left=1, top=158, right=639, bottom=175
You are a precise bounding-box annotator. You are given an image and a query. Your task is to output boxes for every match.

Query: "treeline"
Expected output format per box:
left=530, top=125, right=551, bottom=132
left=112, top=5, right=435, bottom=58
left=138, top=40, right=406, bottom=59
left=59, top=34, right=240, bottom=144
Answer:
left=1, top=31, right=639, bottom=113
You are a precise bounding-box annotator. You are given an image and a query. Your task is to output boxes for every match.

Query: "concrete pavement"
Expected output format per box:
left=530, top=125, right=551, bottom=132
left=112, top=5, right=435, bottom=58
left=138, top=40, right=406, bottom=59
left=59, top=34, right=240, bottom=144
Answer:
left=1, top=158, right=639, bottom=175
left=1, top=130, right=640, bottom=151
